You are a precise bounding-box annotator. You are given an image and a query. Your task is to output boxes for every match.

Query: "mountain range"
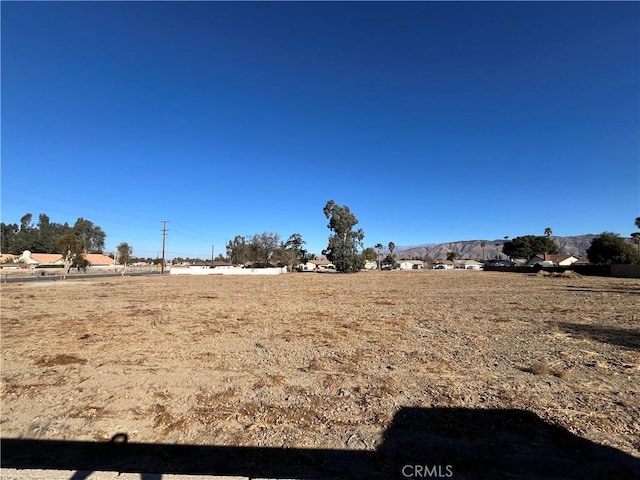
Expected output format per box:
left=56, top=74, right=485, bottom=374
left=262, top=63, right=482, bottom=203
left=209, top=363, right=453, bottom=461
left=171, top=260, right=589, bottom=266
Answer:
left=392, top=235, right=599, bottom=261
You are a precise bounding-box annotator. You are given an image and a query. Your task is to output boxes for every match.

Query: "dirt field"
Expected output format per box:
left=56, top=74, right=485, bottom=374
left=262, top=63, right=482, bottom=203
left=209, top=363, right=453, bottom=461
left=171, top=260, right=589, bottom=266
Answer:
left=1, top=271, right=639, bottom=477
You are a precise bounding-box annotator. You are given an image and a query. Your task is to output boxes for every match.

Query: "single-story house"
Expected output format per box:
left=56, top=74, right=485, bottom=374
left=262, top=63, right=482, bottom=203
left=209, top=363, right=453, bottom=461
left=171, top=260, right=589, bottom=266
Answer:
left=85, top=253, right=118, bottom=266
left=1, top=253, right=19, bottom=268
left=572, top=256, right=590, bottom=265
left=300, top=259, right=335, bottom=271
left=12, top=250, right=65, bottom=267
left=432, top=260, right=455, bottom=270
left=454, top=260, right=483, bottom=270
left=527, top=254, right=580, bottom=267
left=2, top=250, right=117, bottom=268
left=398, top=260, right=424, bottom=270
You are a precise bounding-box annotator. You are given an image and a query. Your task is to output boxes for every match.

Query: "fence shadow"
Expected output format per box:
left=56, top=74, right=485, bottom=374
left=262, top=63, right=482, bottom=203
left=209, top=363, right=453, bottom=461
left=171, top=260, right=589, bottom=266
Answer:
left=2, top=407, right=639, bottom=479
left=555, top=321, right=640, bottom=351
left=566, top=285, right=640, bottom=296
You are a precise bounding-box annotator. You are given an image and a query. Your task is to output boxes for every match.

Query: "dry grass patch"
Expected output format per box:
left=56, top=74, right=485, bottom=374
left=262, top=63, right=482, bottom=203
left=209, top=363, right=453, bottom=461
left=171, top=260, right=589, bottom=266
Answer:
left=33, top=354, right=87, bottom=367
left=1, top=271, right=639, bottom=459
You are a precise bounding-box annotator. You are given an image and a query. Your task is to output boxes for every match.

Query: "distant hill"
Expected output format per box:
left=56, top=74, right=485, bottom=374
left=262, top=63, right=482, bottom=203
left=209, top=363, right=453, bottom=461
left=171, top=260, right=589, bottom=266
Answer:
left=393, top=235, right=600, bottom=261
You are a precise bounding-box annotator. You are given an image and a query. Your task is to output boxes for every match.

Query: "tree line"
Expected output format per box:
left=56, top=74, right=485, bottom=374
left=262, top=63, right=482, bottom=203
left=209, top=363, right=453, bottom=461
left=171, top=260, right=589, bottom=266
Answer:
left=4, top=209, right=637, bottom=273
left=1, top=213, right=106, bottom=255
left=501, top=225, right=640, bottom=265
left=224, top=232, right=310, bottom=272
left=224, top=205, right=640, bottom=272
left=586, top=216, right=640, bottom=265
left=221, top=202, right=398, bottom=274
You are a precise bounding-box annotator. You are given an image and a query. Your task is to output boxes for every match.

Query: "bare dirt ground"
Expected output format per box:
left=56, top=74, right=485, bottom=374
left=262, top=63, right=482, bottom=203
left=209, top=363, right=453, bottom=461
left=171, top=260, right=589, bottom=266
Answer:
left=1, top=271, right=639, bottom=478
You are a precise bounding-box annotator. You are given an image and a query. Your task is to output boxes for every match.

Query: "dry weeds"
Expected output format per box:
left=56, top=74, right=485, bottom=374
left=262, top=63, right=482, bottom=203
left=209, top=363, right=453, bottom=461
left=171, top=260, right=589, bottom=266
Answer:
left=1, top=271, right=639, bottom=458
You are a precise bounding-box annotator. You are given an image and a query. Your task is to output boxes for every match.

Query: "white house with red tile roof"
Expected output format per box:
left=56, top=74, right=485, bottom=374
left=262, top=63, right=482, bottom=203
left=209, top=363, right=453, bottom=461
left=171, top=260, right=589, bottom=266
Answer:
left=13, top=251, right=64, bottom=266
left=1, top=253, right=17, bottom=263
left=3, top=250, right=117, bottom=268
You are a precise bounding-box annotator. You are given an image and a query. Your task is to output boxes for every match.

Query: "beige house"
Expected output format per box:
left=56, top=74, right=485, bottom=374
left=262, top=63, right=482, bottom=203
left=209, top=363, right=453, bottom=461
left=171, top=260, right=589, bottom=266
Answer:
left=12, top=251, right=64, bottom=266
left=527, top=254, right=580, bottom=267
left=454, top=260, right=483, bottom=270
left=0, top=253, right=19, bottom=268
left=363, top=260, right=378, bottom=270
left=300, top=259, right=335, bottom=271
left=2, top=250, right=116, bottom=268
left=85, top=253, right=118, bottom=266
left=398, top=260, right=424, bottom=270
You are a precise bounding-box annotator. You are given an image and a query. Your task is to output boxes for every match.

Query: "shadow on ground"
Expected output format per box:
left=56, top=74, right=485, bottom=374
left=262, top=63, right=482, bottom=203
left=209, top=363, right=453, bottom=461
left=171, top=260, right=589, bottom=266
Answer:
left=555, top=321, right=640, bottom=351
left=2, top=407, right=639, bottom=479
left=566, top=284, right=640, bottom=296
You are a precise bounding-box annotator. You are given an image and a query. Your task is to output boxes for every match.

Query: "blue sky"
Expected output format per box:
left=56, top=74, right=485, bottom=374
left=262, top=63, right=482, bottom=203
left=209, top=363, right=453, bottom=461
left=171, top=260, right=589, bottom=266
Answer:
left=2, top=2, right=638, bottom=258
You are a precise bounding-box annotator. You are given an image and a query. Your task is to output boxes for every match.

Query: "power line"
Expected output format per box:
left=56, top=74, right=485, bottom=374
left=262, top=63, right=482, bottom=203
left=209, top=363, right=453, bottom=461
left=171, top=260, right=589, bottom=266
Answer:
left=1, top=182, right=161, bottom=225
left=161, top=220, right=170, bottom=274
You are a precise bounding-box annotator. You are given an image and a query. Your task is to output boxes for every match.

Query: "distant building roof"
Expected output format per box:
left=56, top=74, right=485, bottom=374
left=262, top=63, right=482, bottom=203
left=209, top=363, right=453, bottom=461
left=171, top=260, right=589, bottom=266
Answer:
left=22, top=252, right=64, bottom=265
left=573, top=256, right=590, bottom=264
left=85, top=253, right=116, bottom=265
left=529, top=254, right=579, bottom=265
left=455, top=260, right=482, bottom=266
left=1, top=254, right=17, bottom=263
left=307, top=259, right=332, bottom=266
left=210, top=261, right=234, bottom=267
left=9, top=251, right=118, bottom=266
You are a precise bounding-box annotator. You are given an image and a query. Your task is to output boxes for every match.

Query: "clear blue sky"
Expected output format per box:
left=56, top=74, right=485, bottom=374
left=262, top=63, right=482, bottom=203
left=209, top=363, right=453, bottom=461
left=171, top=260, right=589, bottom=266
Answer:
left=2, top=1, right=638, bottom=258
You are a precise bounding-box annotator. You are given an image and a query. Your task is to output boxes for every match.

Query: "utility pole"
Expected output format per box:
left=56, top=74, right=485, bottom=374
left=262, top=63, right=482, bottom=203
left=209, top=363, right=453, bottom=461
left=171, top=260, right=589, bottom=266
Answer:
left=211, top=244, right=214, bottom=265
left=161, top=220, right=170, bottom=274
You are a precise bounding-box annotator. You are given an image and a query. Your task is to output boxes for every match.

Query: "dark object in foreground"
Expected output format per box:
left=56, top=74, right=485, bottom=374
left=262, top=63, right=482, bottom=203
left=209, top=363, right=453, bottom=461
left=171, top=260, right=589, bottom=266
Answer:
left=3, top=407, right=639, bottom=479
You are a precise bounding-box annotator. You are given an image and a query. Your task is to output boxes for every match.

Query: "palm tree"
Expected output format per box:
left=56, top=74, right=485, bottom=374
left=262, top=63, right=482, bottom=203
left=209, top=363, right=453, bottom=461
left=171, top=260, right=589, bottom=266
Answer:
left=543, top=227, right=554, bottom=258
left=388, top=242, right=396, bottom=269
left=375, top=243, right=383, bottom=270
left=632, top=218, right=640, bottom=252
left=495, top=243, right=501, bottom=259
left=480, top=242, right=486, bottom=260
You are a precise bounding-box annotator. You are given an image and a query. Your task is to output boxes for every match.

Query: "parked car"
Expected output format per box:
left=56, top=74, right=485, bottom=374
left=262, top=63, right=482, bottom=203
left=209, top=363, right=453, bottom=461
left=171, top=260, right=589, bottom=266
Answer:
left=484, top=260, right=516, bottom=267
